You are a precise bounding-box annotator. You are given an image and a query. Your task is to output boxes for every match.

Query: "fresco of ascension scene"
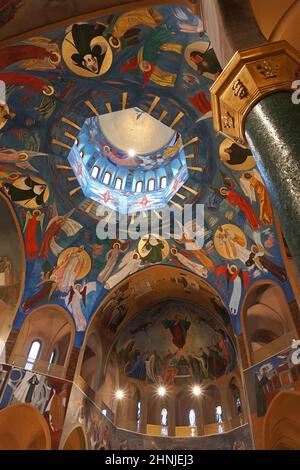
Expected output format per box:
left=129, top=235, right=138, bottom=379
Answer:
left=114, top=301, right=236, bottom=385
left=0, top=5, right=294, bottom=347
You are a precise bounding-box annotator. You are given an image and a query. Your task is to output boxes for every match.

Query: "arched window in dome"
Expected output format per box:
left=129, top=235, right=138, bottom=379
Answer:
left=115, top=177, right=122, bottom=190
left=103, top=171, right=112, bottom=185
left=135, top=181, right=143, bottom=193
left=160, top=176, right=167, bottom=189
left=91, top=165, right=100, bottom=179
left=147, top=178, right=155, bottom=191
left=25, top=340, right=41, bottom=371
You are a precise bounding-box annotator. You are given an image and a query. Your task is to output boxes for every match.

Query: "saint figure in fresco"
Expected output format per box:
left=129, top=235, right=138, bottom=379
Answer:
left=139, top=234, right=165, bottom=264
left=162, top=316, right=191, bottom=349
left=70, top=23, right=108, bottom=74
left=189, top=47, right=221, bottom=75
left=240, top=171, right=273, bottom=226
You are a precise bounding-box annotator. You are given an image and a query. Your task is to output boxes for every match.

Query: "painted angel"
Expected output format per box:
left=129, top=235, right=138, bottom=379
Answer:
left=0, top=147, right=48, bottom=172
left=216, top=264, right=249, bottom=315
left=239, top=170, right=273, bottom=226
left=39, top=207, right=82, bottom=258
left=63, top=282, right=97, bottom=331
left=171, top=247, right=208, bottom=279
left=210, top=172, right=260, bottom=230
left=104, top=251, right=142, bottom=290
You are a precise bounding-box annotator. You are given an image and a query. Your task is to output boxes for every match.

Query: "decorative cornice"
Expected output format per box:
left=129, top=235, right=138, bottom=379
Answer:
left=210, top=41, right=300, bottom=148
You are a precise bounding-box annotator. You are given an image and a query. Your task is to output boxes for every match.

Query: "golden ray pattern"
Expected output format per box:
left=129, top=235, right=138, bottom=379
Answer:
left=69, top=186, right=81, bottom=196
left=122, top=92, right=128, bottom=110
left=52, top=139, right=72, bottom=150
left=183, top=137, right=199, bottom=148
left=55, top=164, right=72, bottom=170
left=105, top=102, right=112, bottom=113
left=85, top=200, right=96, bottom=213
left=182, top=185, right=198, bottom=195
left=170, top=200, right=183, bottom=210
left=85, top=100, right=100, bottom=116
left=64, top=131, right=77, bottom=141
left=148, top=96, right=160, bottom=115
left=159, top=110, right=168, bottom=122
left=188, top=166, right=204, bottom=172
left=170, top=112, right=184, bottom=128
left=61, top=117, right=81, bottom=130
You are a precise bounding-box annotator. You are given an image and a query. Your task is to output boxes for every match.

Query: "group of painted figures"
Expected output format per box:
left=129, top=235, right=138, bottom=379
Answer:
left=0, top=5, right=289, bottom=341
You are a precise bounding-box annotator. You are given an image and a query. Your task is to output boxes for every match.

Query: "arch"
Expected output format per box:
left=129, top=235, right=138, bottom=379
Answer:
left=263, top=390, right=300, bottom=450
left=80, top=330, right=102, bottom=391
left=62, top=426, right=87, bottom=450
left=91, top=165, right=100, bottom=179
left=83, top=265, right=231, bottom=377
left=0, top=192, right=25, bottom=355
left=10, top=304, right=75, bottom=377
left=175, top=389, right=200, bottom=427
left=0, top=403, right=51, bottom=450
left=241, top=280, right=297, bottom=365
left=202, top=384, right=222, bottom=427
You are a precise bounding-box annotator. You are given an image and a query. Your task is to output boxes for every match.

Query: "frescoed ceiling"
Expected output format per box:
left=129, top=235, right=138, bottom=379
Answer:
left=0, top=5, right=293, bottom=348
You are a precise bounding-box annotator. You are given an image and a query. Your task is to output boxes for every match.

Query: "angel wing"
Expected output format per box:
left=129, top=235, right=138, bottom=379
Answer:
left=252, top=169, right=264, bottom=185
left=16, top=161, right=39, bottom=172
left=61, top=218, right=82, bottom=237
left=49, top=237, right=64, bottom=257
left=206, top=190, right=224, bottom=211
left=239, top=176, right=256, bottom=202
left=117, top=250, right=138, bottom=270
left=216, top=265, right=230, bottom=282
left=174, top=7, right=189, bottom=20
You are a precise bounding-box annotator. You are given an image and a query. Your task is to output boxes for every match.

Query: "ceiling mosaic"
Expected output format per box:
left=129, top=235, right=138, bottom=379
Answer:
left=0, top=5, right=293, bottom=347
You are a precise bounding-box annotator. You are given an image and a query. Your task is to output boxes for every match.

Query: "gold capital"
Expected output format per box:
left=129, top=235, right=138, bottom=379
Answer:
left=210, top=41, right=300, bottom=148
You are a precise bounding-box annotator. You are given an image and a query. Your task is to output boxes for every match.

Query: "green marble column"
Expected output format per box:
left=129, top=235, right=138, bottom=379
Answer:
left=245, top=91, right=300, bottom=272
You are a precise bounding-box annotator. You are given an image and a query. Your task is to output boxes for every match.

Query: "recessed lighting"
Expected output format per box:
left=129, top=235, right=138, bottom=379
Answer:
left=192, top=385, right=202, bottom=397
left=128, top=149, right=136, bottom=157
left=115, top=389, right=125, bottom=400
left=157, top=386, right=166, bottom=397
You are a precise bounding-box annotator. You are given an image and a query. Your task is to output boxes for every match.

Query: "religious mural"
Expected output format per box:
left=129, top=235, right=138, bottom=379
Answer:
left=61, top=384, right=113, bottom=450
left=244, top=345, right=300, bottom=447
left=0, top=4, right=294, bottom=351
left=114, top=301, right=236, bottom=385
left=0, top=363, right=72, bottom=449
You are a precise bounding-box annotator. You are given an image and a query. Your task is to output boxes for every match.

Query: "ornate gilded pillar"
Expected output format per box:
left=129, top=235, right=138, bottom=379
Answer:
left=211, top=41, right=300, bottom=271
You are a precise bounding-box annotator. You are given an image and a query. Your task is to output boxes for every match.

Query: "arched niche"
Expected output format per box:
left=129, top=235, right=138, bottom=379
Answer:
left=241, top=281, right=297, bottom=365
left=250, top=0, right=300, bottom=52
left=263, top=390, right=300, bottom=450
left=227, top=376, right=244, bottom=427
left=175, top=389, right=201, bottom=427
left=10, top=304, right=75, bottom=378
left=202, top=384, right=222, bottom=429
left=115, top=382, right=142, bottom=432
left=80, top=265, right=231, bottom=389
left=78, top=265, right=237, bottom=436
left=0, top=193, right=25, bottom=356
left=80, top=330, right=102, bottom=392
left=62, top=426, right=87, bottom=450
left=95, top=353, right=120, bottom=420
left=0, top=403, right=51, bottom=450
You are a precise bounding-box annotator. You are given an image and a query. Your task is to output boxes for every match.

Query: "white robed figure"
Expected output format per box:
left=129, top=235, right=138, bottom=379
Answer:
left=64, top=281, right=96, bottom=331
left=229, top=272, right=242, bottom=315
left=104, top=251, right=142, bottom=290
left=171, top=247, right=208, bottom=278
